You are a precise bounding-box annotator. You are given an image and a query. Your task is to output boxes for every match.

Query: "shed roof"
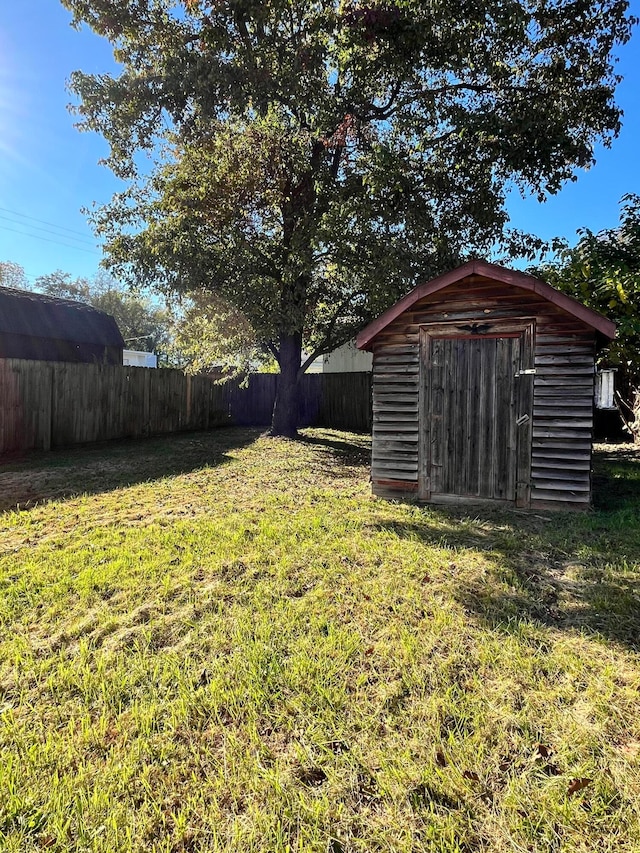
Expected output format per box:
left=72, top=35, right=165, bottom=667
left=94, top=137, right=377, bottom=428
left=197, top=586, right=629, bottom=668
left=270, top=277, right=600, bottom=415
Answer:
left=0, top=286, right=125, bottom=348
left=356, top=260, right=616, bottom=350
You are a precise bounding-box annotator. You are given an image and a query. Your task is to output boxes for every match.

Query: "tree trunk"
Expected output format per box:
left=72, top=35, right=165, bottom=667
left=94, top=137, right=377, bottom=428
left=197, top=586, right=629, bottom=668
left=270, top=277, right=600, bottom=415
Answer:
left=270, top=331, right=302, bottom=438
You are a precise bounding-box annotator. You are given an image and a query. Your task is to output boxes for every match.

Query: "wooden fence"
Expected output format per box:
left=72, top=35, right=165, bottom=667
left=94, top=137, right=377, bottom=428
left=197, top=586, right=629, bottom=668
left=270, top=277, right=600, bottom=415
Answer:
left=0, top=359, right=371, bottom=454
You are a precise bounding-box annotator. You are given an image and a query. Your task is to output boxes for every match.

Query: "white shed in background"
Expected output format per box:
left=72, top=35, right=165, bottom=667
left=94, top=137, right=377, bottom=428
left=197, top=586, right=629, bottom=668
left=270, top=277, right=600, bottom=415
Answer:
left=302, top=340, right=373, bottom=373
left=595, top=368, right=616, bottom=409
left=123, top=349, right=158, bottom=368
left=323, top=340, right=372, bottom=373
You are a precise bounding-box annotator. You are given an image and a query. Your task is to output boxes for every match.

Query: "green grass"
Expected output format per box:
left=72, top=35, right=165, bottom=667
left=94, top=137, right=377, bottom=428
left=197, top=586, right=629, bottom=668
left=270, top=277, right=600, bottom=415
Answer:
left=0, top=428, right=639, bottom=852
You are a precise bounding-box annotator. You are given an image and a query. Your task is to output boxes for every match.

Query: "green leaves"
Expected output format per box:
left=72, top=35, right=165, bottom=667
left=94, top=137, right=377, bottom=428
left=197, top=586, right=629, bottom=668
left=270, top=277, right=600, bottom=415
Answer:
left=62, top=0, right=636, bottom=405
left=533, top=194, right=640, bottom=434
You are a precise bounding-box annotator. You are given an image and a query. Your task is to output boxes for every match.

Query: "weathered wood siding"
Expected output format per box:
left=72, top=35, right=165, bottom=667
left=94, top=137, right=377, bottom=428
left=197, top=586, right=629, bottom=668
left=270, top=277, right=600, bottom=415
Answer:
left=371, top=344, right=420, bottom=498
left=531, top=326, right=595, bottom=507
left=370, top=273, right=596, bottom=508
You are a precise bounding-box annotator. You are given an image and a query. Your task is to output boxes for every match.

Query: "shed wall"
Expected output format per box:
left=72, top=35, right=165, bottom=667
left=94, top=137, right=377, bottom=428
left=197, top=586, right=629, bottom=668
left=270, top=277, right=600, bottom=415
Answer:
left=0, top=333, right=122, bottom=365
left=370, top=274, right=596, bottom=508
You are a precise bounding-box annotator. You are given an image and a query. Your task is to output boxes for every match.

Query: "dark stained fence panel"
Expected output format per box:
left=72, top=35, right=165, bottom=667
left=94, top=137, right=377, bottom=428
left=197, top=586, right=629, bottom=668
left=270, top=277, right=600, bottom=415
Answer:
left=0, top=360, right=372, bottom=455
left=0, top=359, right=53, bottom=452
left=315, top=372, right=371, bottom=432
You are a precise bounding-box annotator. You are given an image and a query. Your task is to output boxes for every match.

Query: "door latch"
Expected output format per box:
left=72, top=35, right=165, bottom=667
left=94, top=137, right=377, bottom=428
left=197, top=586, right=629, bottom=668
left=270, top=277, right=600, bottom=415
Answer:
left=516, top=413, right=530, bottom=426
left=515, top=368, right=536, bottom=377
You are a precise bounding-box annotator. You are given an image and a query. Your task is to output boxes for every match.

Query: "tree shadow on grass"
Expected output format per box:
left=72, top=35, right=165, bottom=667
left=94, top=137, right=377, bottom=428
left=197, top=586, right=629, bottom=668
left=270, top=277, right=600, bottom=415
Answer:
left=0, top=427, right=262, bottom=514
left=453, top=547, right=640, bottom=652
left=369, top=445, right=640, bottom=651
left=296, top=429, right=372, bottom=470
left=592, top=442, right=640, bottom=512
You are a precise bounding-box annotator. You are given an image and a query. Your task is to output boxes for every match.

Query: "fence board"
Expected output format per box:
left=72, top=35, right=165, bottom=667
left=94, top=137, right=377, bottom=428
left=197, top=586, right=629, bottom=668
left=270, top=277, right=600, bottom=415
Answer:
left=0, top=359, right=372, bottom=454
left=314, top=372, right=372, bottom=432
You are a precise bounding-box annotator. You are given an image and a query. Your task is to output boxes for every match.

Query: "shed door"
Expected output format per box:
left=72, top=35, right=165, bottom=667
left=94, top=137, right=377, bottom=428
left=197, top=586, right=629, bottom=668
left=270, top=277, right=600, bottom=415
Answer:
left=422, top=327, right=533, bottom=505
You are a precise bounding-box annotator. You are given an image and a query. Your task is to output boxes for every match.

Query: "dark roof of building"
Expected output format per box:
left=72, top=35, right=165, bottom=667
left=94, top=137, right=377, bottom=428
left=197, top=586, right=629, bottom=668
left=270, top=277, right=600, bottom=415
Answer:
left=356, top=260, right=616, bottom=350
left=0, top=286, right=125, bottom=348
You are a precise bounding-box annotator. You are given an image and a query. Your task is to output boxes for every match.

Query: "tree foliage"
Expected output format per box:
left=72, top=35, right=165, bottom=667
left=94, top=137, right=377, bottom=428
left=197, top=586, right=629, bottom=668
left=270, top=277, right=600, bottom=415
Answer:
left=62, top=0, right=636, bottom=434
left=1, top=261, right=226, bottom=368
left=0, top=261, right=30, bottom=290
left=533, top=194, right=640, bottom=437
left=167, top=290, right=275, bottom=376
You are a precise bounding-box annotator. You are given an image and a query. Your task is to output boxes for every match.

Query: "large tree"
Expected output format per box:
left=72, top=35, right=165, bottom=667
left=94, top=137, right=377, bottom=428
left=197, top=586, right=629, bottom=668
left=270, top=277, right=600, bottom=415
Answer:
left=534, top=194, right=640, bottom=439
left=63, top=0, right=635, bottom=436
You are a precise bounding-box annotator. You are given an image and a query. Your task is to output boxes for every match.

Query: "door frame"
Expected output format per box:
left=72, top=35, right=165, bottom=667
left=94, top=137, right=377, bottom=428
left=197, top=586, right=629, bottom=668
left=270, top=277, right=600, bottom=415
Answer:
left=418, top=319, right=535, bottom=507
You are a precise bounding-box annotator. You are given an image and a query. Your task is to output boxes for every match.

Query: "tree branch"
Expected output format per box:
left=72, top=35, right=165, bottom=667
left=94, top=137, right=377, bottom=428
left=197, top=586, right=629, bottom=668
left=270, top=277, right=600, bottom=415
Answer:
left=298, top=291, right=367, bottom=375
left=356, top=80, right=503, bottom=124
left=330, top=146, right=343, bottom=179
left=263, top=340, right=279, bottom=363
left=356, top=78, right=404, bottom=121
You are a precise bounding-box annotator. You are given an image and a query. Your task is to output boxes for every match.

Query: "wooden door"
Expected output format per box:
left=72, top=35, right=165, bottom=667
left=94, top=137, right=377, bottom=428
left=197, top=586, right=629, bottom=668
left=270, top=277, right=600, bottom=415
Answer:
left=420, top=323, right=533, bottom=505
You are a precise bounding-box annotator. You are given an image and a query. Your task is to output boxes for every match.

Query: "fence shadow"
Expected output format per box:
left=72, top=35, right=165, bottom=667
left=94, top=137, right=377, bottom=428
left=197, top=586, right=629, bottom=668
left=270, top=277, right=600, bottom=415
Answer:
left=0, top=428, right=261, bottom=514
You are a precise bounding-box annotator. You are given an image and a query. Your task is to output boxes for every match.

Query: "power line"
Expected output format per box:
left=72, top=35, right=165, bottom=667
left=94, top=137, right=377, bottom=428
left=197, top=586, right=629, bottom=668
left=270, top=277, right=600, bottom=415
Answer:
left=0, top=205, right=96, bottom=240
left=0, top=214, right=98, bottom=248
left=0, top=225, right=102, bottom=256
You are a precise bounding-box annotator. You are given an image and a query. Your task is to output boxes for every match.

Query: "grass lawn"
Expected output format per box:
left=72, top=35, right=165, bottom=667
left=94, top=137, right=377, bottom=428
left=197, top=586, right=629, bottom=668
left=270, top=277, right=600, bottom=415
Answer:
left=0, top=428, right=639, bottom=852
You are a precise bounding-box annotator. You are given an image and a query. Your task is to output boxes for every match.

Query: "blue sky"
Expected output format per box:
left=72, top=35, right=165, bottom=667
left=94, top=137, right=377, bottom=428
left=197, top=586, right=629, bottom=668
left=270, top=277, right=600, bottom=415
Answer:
left=1, top=0, right=639, bottom=287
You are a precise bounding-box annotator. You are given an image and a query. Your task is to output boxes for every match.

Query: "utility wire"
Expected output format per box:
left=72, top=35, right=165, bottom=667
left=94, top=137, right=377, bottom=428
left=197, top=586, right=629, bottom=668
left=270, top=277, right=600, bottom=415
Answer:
left=0, top=214, right=98, bottom=248
left=0, top=225, right=101, bottom=256
left=0, top=205, right=96, bottom=240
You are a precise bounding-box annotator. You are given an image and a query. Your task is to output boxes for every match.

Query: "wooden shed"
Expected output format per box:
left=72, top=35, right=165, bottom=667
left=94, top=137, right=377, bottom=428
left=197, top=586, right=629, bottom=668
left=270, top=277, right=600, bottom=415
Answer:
left=0, top=286, right=124, bottom=365
left=356, top=260, right=615, bottom=510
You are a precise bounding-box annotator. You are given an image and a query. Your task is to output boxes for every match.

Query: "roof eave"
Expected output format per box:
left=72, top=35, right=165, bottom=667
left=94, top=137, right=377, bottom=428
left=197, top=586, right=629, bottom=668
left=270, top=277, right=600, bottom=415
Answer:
left=356, top=260, right=616, bottom=350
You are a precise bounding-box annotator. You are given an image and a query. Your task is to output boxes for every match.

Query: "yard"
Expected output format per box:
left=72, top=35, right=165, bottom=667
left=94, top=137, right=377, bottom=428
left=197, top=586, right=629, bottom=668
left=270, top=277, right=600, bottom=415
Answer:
left=0, top=429, right=639, bottom=852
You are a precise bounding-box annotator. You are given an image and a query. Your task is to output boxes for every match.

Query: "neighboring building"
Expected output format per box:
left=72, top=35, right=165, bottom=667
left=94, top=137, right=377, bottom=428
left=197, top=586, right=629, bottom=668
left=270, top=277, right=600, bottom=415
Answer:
left=123, top=349, right=158, bottom=368
left=303, top=353, right=324, bottom=373
left=322, top=340, right=372, bottom=373
left=300, top=341, right=373, bottom=374
left=0, top=286, right=124, bottom=365
left=357, top=260, right=615, bottom=510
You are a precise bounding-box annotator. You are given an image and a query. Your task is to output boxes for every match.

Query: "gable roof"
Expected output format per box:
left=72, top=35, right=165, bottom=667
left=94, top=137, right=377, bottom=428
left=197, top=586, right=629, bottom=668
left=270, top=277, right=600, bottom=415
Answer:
left=356, top=260, right=616, bottom=350
left=0, top=286, right=125, bottom=348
